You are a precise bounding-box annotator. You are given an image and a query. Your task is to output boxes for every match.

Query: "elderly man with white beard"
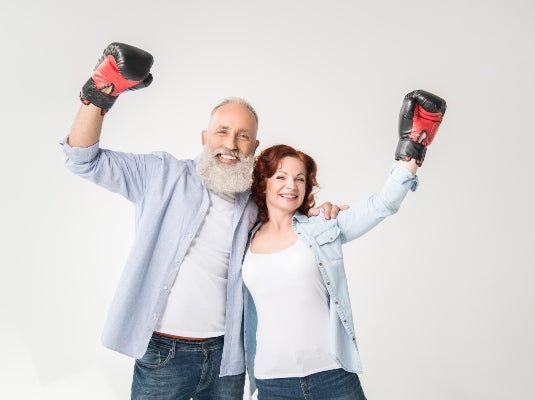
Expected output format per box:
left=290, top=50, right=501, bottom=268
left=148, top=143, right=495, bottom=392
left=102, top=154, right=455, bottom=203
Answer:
left=60, top=43, right=342, bottom=400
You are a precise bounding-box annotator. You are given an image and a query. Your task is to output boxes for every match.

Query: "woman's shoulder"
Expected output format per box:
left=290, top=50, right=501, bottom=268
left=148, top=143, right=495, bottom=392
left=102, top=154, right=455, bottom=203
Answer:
left=296, top=210, right=339, bottom=232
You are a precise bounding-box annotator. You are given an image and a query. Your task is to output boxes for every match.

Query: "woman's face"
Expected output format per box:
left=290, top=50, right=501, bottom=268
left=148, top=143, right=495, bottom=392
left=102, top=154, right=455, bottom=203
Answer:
left=265, top=156, right=307, bottom=215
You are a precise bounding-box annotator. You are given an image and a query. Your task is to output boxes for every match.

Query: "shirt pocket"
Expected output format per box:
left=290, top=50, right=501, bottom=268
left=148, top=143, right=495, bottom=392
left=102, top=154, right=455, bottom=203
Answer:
left=314, top=226, right=343, bottom=261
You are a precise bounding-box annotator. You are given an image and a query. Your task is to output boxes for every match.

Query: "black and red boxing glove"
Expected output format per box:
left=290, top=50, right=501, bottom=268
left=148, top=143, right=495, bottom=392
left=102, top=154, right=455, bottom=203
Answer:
left=395, top=89, right=447, bottom=166
left=80, top=42, right=154, bottom=113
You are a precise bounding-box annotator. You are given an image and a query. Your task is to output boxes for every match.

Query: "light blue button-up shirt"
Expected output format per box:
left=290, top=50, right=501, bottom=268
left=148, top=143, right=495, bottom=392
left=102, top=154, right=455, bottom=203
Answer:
left=59, top=136, right=258, bottom=377
left=243, top=163, right=418, bottom=398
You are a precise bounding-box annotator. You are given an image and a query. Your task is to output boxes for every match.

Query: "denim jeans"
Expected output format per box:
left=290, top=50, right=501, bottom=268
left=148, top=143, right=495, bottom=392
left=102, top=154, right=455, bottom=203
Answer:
left=131, top=334, right=245, bottom=400
left=255, top=368, right=367, bottom=400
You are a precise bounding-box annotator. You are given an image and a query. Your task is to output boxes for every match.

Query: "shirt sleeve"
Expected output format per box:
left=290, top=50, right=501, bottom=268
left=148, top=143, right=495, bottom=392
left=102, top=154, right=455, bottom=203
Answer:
left=59, top=135, right=161, bottom=204
left=337, top=162, right=419, bottom=244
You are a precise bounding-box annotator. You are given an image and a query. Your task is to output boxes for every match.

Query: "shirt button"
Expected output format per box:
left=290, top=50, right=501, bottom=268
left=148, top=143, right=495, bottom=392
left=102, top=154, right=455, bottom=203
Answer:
left=163, top=286, right=168, bottom=291
left=335, top=301, right=339, bottom=305
left=326, top=282, right=330, bottom=285
left=352, top=337, right=356, bottom=341
left=319, top=262, right=323, bottom=266
left=343, top=319, right=347, bottom=323
left=309, top=244, right=312, bottom=248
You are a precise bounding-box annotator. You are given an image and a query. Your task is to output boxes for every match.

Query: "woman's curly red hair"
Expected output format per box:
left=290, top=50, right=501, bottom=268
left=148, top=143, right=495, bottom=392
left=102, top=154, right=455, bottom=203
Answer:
left=251, top=144, right=319, bottom=223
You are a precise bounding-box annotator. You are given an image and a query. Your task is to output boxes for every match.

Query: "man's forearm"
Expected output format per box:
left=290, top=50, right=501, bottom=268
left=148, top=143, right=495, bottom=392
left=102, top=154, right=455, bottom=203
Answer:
left=67, top=103, right=105, bottom=148
left=68, top=84, right=114, bottom=148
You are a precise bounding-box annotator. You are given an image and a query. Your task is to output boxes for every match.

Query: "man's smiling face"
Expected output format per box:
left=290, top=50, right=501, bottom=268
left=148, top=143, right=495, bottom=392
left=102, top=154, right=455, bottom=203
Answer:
left=202, top=102, right=259, bottom=163
left=197, top=101, right=260, bottom=194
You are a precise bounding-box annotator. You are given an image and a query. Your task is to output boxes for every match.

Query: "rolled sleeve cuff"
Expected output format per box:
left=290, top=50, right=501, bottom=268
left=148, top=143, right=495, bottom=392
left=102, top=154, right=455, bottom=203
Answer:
left=59, top=135, right=100, bottom=163
left=389, top=162, right=419, bottom=192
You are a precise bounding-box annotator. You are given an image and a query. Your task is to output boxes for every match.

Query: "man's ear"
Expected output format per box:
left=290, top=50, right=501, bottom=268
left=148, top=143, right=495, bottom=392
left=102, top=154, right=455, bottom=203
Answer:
left=255, top=139, right=260, bottom=151
left=202, top=130, right=207, bottom=145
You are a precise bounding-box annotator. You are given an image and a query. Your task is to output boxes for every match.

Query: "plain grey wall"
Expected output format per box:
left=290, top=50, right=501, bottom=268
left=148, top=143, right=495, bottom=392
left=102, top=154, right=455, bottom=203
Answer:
left=1, top=0, right=533, bottom=399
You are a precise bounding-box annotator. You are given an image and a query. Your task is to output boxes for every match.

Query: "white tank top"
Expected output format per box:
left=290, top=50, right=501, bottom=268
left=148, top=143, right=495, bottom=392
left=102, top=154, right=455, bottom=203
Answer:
left=155, top=191, right=235, bottom=337
left=242, top=236, right=340, bottom=378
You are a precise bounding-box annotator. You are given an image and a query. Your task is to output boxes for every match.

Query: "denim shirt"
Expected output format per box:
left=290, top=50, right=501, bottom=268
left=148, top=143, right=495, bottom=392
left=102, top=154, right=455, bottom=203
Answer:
left=243, top=163, right=418, bottom=398
left=59, top=136, right=258, bottom=377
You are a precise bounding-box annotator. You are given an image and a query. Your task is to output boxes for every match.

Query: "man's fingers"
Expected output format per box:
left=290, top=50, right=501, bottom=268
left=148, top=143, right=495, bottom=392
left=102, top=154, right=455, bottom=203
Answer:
left=308, top=207, right=320, bottom=216
left=310, top=202, right=349, bottom=219
left=330, top=205, right=339, bottom=219
left=323, top=203, right=333, bottom=219
left=329, top=204, right=350, bottom=219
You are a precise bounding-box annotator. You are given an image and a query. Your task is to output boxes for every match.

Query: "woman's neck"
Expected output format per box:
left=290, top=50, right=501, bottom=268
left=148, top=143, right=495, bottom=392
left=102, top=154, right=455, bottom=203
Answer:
left=263, top=208, right=294, bottom=232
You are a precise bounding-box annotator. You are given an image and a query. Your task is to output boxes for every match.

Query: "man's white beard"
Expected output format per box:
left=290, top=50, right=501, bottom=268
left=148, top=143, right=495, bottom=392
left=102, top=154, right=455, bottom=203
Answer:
left=196, top=144, right=254, bottom=194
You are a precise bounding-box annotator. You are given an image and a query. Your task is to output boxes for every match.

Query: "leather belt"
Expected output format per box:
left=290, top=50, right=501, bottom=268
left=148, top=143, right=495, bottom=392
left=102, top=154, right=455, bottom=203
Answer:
left=153, top=331, right=209, bottom=342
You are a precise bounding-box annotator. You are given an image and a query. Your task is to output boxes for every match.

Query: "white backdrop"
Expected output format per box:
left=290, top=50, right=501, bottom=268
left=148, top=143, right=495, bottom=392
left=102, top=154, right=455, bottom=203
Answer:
left=1, top=1, right=534, bottom=399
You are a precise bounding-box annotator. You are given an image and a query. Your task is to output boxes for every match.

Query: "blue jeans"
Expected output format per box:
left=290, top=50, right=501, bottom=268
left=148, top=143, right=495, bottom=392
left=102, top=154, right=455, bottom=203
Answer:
left=255, top=368, right=367, bottom=400
left=131, top=334, right=245, bottom=400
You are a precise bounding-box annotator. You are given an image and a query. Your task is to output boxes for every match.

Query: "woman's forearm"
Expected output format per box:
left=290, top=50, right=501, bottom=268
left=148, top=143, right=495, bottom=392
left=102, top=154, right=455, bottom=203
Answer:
left=396, top=158, right=419, bottom=176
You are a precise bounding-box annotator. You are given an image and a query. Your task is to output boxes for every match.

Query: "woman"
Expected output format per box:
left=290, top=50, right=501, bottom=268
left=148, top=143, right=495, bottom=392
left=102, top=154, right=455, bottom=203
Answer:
left=242, top=90, right=446, bottom=399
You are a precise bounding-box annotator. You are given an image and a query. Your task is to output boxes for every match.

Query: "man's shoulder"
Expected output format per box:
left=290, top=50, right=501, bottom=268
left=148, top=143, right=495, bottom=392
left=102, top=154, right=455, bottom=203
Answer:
left=149, top=151, right=195, bottom=169
left=150, top=151, right=191, bottom=163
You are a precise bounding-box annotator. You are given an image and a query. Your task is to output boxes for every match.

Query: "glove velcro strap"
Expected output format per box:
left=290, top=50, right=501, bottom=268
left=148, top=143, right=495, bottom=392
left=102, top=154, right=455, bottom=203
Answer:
left=80, top=78, right=118, bottom=110
left=395, top=139, right=427, bottom=164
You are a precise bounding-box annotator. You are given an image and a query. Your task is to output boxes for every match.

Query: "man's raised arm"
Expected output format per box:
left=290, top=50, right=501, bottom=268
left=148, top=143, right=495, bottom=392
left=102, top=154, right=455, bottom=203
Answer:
left=67, top=42, right=153, bottom=148
left=60, top=43, right=157, bottom=203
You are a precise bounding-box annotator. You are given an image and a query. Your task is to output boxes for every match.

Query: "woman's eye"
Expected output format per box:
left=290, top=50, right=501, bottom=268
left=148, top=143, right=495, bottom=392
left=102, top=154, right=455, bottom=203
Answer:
left=276, top=176, right=285, bottom=180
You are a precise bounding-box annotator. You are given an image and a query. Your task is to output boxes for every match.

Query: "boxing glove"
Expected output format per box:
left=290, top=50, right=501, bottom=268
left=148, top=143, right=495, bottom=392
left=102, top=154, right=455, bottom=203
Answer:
left=80, top=42, right=153, bottom=113
left=395, top=89, right=447, bottom=166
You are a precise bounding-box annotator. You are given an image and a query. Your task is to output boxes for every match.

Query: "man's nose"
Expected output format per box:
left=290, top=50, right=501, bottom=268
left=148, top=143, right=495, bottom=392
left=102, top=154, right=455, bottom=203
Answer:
left=223, top=134, right=238, bottom=150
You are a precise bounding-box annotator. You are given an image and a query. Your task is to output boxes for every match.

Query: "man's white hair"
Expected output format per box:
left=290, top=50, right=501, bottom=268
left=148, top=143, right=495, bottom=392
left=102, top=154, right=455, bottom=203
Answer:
left=210, top=97, right=259, bottom=124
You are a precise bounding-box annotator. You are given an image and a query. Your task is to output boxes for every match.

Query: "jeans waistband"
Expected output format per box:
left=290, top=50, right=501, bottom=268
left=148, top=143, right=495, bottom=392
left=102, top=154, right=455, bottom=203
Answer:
left=151, top=332, right=224, bottom=351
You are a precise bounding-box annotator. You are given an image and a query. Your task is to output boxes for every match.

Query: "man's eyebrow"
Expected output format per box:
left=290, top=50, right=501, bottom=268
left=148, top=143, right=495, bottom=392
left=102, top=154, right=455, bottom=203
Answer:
left=237, top=129, right=250, bottom=134
left=216, top=125, right=230, bottom=130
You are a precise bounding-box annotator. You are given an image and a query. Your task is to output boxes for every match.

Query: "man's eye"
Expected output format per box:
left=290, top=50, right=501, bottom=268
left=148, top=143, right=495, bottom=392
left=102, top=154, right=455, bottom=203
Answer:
left=217, top=131, right=227, bottom=135
left=240, top=134, right=250, bottom=140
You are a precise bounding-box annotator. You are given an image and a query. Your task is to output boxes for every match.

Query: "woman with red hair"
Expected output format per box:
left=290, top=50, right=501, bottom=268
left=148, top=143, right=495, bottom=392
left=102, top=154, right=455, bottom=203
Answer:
left=242, top=90, right=446, bottom=399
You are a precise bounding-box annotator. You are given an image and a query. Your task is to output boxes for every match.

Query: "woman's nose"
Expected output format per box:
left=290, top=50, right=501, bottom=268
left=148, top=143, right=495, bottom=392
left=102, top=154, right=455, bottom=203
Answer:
left=285, top=179, right=296, bottom=189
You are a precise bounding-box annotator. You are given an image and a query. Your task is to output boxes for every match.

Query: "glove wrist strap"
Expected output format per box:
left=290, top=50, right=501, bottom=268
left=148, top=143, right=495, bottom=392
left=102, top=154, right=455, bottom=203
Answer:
left=80, top=78, right=117, bottom=111
left=395, top=139, right=427, bottom=164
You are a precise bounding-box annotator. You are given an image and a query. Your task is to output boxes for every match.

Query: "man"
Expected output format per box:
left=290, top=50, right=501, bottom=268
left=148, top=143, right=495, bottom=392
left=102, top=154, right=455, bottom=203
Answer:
left=60, top=42, right=341, bottom=399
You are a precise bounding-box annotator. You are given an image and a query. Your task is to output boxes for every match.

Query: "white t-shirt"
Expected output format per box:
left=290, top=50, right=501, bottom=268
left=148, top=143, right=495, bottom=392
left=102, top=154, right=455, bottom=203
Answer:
left=242, top=236, right=340, bottom=379
left=155, top=191, right=235, bottom=337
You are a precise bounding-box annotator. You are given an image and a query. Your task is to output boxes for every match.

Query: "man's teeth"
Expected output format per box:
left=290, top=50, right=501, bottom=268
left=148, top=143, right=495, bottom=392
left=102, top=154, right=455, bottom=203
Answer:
left=219, top=154, right=237, bottom=160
